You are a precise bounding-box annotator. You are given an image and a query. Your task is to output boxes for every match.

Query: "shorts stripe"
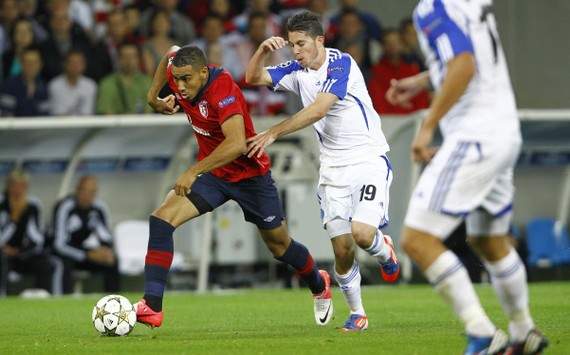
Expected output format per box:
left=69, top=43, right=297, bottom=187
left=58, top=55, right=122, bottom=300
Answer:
left=429, top=142, right=470, bottom=212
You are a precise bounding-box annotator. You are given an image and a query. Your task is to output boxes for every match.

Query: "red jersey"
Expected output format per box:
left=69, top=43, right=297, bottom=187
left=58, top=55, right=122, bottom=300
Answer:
left=166, top=54, right=270, bottom=182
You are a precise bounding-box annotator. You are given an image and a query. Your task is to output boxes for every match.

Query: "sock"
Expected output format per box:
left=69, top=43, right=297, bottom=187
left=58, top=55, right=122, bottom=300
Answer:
left=143, top=215, right=175, bottom=312
left=276, top=239, right=324, bottom=294
left=425, top=250, right=495, bottom=337
left=364, top=230, right=391, bottom=263
left=334, top=260, right=365, bottom=315
left=484, top=248, right=534, bottom=341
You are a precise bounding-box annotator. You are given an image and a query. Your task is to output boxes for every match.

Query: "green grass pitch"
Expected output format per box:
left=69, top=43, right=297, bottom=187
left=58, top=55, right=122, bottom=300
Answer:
left=0, top=282, right=567, bottom=354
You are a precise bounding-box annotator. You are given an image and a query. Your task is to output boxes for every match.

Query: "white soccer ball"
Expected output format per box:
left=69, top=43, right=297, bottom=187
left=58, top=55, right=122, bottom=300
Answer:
left=92, top=294, right=137, bottom=336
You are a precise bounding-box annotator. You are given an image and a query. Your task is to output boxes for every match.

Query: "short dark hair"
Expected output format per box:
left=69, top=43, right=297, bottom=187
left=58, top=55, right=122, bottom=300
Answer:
left=172, top=45, right=207, bottom=69
left=399, top=17, right=414, bottom=33
left=286, top=11, right=324, bottom=38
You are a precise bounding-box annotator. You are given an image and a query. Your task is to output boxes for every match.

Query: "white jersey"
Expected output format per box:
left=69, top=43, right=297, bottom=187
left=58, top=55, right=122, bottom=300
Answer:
left=266, top=48, right=389, bottom=167
left=414, top=0, right=521, bottom=141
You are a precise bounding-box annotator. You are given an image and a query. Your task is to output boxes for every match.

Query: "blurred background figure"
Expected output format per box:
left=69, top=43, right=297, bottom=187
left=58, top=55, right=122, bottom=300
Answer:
left=96, top=43, right=152, bottom=115
left=234, top=0, right=282, bottom=37
left=399, top=17, right=425, bottom=71
left=142, top=10, right=175, bottom=75
left=16, top=0, right=48, bottom=43
left=0, top=47, right=49, bottom=117
left=48, top=50, right=97, bottom=116
left=51, top=176, right=119, bottom=295
left=0, top=169, right=54, bottom=296
left=140, top=0, right=195, bottom=45
left=39, top=9, right=91, bottom=81
left=0, top=0, right=20, bottom=55
left=2, top=18, right=37, bottom=80
left=330, top=0, right=382, bottom=42
left=368, top=28, right=429, bottom=114
left=237, top=12, right=291, bottom=115
left=332, top=8, right=377, bottom=73
left=191, top=14, right=242, bottom=80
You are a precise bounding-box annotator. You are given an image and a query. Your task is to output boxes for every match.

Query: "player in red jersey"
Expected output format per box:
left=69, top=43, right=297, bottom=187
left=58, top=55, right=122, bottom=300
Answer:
left=134, top=45, right=333, bottom=329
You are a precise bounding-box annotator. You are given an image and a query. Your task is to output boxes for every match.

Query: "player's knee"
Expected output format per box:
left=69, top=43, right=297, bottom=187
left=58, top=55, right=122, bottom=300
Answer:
left=401, top=229, right=421, bottom=258
left=351, top=225, right=376, bottom=248
left=333, top=241, right=355, bottom=262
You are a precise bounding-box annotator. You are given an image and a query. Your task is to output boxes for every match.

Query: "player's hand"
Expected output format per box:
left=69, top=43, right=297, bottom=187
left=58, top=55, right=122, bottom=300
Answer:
left=1, top=245, right=20, bottom=257
left=149, top=94, right=180, bottom=115
left=260, top=36, right=288, bottom=53
left=386, top=76, right=424, bottom=109
left=411, top=123, right=437, bottom=163
left=247, top=130, right=277, bottom=158
left=174, top=170, right=197, bottom=196
left=87, top=247, right=115, bottom=266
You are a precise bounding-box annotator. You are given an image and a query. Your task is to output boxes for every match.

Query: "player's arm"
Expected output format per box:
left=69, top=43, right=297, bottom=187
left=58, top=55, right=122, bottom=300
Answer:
left=386, top=71, right=431, bottom=108
left=246, top=93, right=337, bottom=158
left=173, top=115, right=247, bottom=196
left=147, top=45, right=180, bottom=114
left=245, top=36, right=288, bottom=86
left=412, top=53, right=475, bottom=162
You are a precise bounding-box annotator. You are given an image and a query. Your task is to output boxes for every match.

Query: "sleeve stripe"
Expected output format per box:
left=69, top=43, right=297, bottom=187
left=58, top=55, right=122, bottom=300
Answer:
left=0, top=223, right=15, bottom=246
left=54, top=199, right=86, bottom=261
left=26, top=217, right=44, bottom=253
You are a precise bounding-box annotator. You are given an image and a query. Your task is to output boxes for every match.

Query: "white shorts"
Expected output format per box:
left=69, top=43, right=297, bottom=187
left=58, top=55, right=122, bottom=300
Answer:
left=404, top=137, right=521, bottom=239
left=318, top=155, right=393, bottom=238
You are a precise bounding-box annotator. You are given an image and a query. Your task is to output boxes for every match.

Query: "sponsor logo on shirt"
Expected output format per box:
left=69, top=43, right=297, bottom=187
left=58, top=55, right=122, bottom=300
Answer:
left=327, top=66, right=344, bottom=74
left=263, top=216, right=276, bottom=222
left=199, top=100, right=208, bottom=118
left=218, top=95, right=236, bottom=108
left=192, top=125, right=211, bottom=136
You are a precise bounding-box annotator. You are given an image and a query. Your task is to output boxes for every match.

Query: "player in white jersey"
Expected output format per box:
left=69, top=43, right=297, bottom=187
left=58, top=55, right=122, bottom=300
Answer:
left=387, top=0, right=548, bottom=354
left=245, top=11, right=400, bottom=332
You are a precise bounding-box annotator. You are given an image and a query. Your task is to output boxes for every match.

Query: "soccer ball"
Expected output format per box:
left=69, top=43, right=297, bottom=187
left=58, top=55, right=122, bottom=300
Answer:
left=92, top=294, right=136, bottom=336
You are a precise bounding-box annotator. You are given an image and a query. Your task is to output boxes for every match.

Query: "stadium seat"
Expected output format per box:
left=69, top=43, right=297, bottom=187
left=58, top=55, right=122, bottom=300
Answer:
left=526, top=218, right=570, bottom=267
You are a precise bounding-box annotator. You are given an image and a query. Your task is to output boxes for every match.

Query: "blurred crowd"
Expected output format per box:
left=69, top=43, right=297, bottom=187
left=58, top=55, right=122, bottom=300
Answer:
left=0, top=0, right=430, bottom=118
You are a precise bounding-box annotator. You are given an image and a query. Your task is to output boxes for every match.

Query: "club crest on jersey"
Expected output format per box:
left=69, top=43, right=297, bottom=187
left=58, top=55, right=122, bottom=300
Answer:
left=198, top=100, right=208, bottom=118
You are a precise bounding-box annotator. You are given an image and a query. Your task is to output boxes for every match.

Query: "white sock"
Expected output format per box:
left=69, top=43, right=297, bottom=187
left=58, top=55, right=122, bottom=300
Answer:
left=364, top=230, right=390, bottom=263
left=334, top=260, right=365, bottom=316
left=425, top=250, right=496, bottom=337
left=484, top=248, right=534, bottom=341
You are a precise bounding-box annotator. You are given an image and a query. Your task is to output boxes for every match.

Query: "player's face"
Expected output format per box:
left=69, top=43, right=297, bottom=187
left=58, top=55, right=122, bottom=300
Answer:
left=288, top=31, right=324, bottom=69
left=172, top=64, right=209, bottom=100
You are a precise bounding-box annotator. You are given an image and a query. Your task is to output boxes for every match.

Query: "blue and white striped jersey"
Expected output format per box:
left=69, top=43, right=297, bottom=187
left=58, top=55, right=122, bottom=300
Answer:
left=414, top=0, right=521, bottom=141
left=266, top=48, right=389, bottom=167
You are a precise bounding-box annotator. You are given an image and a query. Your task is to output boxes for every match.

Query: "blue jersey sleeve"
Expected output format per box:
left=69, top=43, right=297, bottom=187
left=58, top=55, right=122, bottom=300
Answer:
left=266, top=60, right=302, bottom=93
left=319, top=54, right=351, bottom=100
left=415, top=0, right=474, bottom=63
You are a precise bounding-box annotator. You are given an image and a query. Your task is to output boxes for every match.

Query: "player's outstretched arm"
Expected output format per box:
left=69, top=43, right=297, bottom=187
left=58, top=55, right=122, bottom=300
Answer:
left=147, top=45, right=180, bottom=114
left=247, top=92, right=337, bottom=158
left=386, top=71, right=431, bottom=108
left=173, top=115, right=247, bottom=196
left=411, top=53, right=476, bottom=163
left=245, top=36, right=287, bottom=86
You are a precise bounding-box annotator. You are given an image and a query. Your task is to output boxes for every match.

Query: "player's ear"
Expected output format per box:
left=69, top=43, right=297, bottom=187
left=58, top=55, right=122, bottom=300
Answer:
left=199, top=65, right=208, bottom=79
left=316, top=35, right=325, bottom=46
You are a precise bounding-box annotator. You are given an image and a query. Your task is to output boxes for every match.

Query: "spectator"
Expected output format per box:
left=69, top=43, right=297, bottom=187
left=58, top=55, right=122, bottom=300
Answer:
left=52, top=176, right=119, bottom=295
left=332, top=8, right=374, bottom=73
left=2, top=18, right=36, bottom=80
left=96, top=43, right=152, bottom=115
left=0, top=169, right=55, bottom=296
left=234, top=0, right=281, bottom=36
left=308, top=0, right=334, bottom=39
left=330, top=0, right=383, bottom=42
left=142, top=10, right=175, bottom=75
left=0, top=47, right=49, bottom=117
left=44, top=0, right=94, bottom=36
left=0, top=0, right=20, bottom=54
left=48, top=50, right=97, bottom=116
left=191, top=15, right=242, bottom=80
left=124, top=5, right=144, bottom=42
left=90, top=9, right=130, bottom=81
left=39, top=10, right=92, bottom=81
left=17, top=0, right=49, bottom=43
left=236, top=12, right=290, bottom=115
left=140, top=0, right=195, bottom=46
left=399, top=17, right=426, bottom=71
left=368, top=28, right=429, bottom=115
left=205, top=0, right=237, bottom=33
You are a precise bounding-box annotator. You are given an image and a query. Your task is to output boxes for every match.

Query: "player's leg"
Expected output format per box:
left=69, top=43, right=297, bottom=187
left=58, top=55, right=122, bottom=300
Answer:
left=350, top=156, right=399, bottom=282
left=403, top=140, right=509, bottom=354
left=137, top=173, right=228, bottom=327
left=232, top=172, right=332, bottom=325
left=467, top=213, right=548, bottom=354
